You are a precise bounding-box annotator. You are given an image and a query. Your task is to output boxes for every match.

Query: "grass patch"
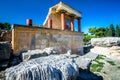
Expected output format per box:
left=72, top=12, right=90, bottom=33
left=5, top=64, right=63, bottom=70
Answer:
left=96, top=55, right=105, bottom=60
left=107, top=60, right=116, bottom=66
left=90, top=61, right=105, bottom=72
left=90, top=55, right=105, bottom=72
left=117, top=66, right=120, bottom=69
left=90, top=63, right=104, bottom=72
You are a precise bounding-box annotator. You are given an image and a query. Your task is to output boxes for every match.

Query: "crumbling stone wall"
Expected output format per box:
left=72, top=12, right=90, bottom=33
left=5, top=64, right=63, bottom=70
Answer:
left=12, top=24, right=83, bottom=55
left=0, top=30, right=12, bottom=42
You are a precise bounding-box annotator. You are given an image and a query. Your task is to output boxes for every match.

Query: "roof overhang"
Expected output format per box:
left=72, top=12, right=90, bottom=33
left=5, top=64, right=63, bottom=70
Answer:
left=43, top=2, right=82, bottom=25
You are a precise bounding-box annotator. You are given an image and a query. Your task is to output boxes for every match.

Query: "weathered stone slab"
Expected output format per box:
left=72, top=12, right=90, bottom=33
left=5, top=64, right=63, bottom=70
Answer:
left=75, top=57, right=92, bottom=70
left=91, top=37, right=120, bottom=47
left=22, top=47, right=58, bottom=61
left=5, top=55, right=79, bottom=80
left=74, top=52, right=98, bottom=70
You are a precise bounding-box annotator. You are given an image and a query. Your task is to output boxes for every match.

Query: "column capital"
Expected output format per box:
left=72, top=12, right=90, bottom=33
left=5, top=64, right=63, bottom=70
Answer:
left=60, top=10, right=67, bottom=14
left=69, top=14, right=75, bottom=18
left=76, top=17, right=82, bottom=20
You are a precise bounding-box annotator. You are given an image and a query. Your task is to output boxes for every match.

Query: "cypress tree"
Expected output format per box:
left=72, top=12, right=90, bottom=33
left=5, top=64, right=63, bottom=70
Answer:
left=108, top=24, right=115, bottom=37
left=116, top=25, right=120, bottom=37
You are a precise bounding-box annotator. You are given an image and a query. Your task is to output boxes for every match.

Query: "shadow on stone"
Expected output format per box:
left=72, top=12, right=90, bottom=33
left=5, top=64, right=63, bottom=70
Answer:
left=77, top=68, right=103, bottom=80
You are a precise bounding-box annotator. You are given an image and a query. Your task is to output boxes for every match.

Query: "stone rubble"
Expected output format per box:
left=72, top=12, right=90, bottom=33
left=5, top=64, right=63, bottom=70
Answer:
left=22, top=47, right=58, bottom=61
left=0, top=46, right=100, bottom=80
left=91, top=37, right=120, bottom=59
left=22, top=47, right=98, bottom=70
left=5, top=55, right=79, bottom=80
left=75, top=52, right=98, bottom=70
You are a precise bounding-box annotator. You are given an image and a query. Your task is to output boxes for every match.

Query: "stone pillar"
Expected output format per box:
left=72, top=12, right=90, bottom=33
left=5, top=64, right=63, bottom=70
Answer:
left=70, top=16, right=74, bottom=31
left=48, top=19, right=52, bottom=28
left=61, top=12, right=65, bottom=30
left=77, top=18, right=81, bottom=32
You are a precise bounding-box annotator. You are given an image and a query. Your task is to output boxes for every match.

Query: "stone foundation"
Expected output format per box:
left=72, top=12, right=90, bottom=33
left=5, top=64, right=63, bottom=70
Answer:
left=12, top=24, right=83, bottom=55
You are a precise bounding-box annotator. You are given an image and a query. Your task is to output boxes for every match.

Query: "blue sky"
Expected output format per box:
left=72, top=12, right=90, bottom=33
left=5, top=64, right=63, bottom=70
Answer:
left=0, top=0, right=120, bottom=33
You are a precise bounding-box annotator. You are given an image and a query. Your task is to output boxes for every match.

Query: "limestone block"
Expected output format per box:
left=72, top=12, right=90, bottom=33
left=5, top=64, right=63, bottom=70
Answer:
left=5, top=55, right=79, bottom=80
left=22, top=47, right=58, bottom=61
left=91, top=37, right=120, bottom=47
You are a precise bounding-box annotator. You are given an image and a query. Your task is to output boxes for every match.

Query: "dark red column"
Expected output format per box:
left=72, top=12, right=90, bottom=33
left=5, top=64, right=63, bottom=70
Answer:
left=70, top=16, right=74, bottom=31
left=48, top=19, right=52, bottom=28
left=77, top=18, right=81, bottom=32
left=61, top=12, right=65, bottom=30
left=26, top=19, right=32, bottom=26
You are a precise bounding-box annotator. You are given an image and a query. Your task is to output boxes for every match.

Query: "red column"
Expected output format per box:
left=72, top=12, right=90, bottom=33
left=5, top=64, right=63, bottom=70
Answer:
left=61, top=12, right=65, bottom=30
left=26, top=19, right=32, bottom=26
left=77, top=18, right=81, bottom=32
left=48, top=19, right=52, bottom=28
left=70, top=16, right=74, bottom=31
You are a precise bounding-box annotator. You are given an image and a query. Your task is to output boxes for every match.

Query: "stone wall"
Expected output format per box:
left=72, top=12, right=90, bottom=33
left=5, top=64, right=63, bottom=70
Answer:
left=12, top=24, right=83, bottom=55
left=0, top=30, right=12, bottom=42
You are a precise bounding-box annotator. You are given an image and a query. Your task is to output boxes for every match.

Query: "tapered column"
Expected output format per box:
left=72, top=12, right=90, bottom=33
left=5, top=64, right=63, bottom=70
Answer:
left=77, top=18, right=81, bottom=32
left=70, top=16, right=74, bottom=31
left=48, top=19, right=52, bottom=28
left=61, top=12, right=65, bottom=30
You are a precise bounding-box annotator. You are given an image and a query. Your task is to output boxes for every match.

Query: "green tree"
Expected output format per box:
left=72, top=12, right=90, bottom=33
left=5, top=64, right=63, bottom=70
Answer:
left=3, top=22, right=11, bottom=30
left=83, top=33, right=100, bottom=45
left=116, top=24, right=120, bottom=37
left=96, top=27, right=106, bottom=37
left=107, top=24, right=115, bottom=37
left=0, top=23, right=4, bottom=29
left=88, top=27, right=106, bottom=37
left=88, top=27, right=97, bottom=35
left=83, top=33, right=93, bottom=45
left=0, top=22, right=11, bottom=30
left=105, top=27, right=109, bottom=37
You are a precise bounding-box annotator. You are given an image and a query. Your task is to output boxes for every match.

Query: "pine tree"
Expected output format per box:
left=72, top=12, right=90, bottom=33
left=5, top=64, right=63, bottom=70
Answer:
left=107, top=24, right=115, bottom=37
left=116, top=25, right=120, bottom=37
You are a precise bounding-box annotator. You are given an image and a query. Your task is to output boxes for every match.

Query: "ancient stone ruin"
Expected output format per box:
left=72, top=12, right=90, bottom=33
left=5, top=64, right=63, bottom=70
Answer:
left=0, top=2, right=91, bottom=80
left=11, top=2, right=83, bottom=56
left=5, top=55, right=79, bottom=80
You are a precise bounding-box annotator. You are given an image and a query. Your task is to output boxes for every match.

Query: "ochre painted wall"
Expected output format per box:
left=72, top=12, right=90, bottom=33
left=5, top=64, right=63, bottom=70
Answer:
left=12, top=24, right=83, bottom=55
left=44, top=13, right=62, bottom=29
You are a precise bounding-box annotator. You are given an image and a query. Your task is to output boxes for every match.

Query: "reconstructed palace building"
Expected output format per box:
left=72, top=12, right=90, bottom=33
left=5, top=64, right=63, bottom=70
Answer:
left=12, top=2, right=83, bottom=55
